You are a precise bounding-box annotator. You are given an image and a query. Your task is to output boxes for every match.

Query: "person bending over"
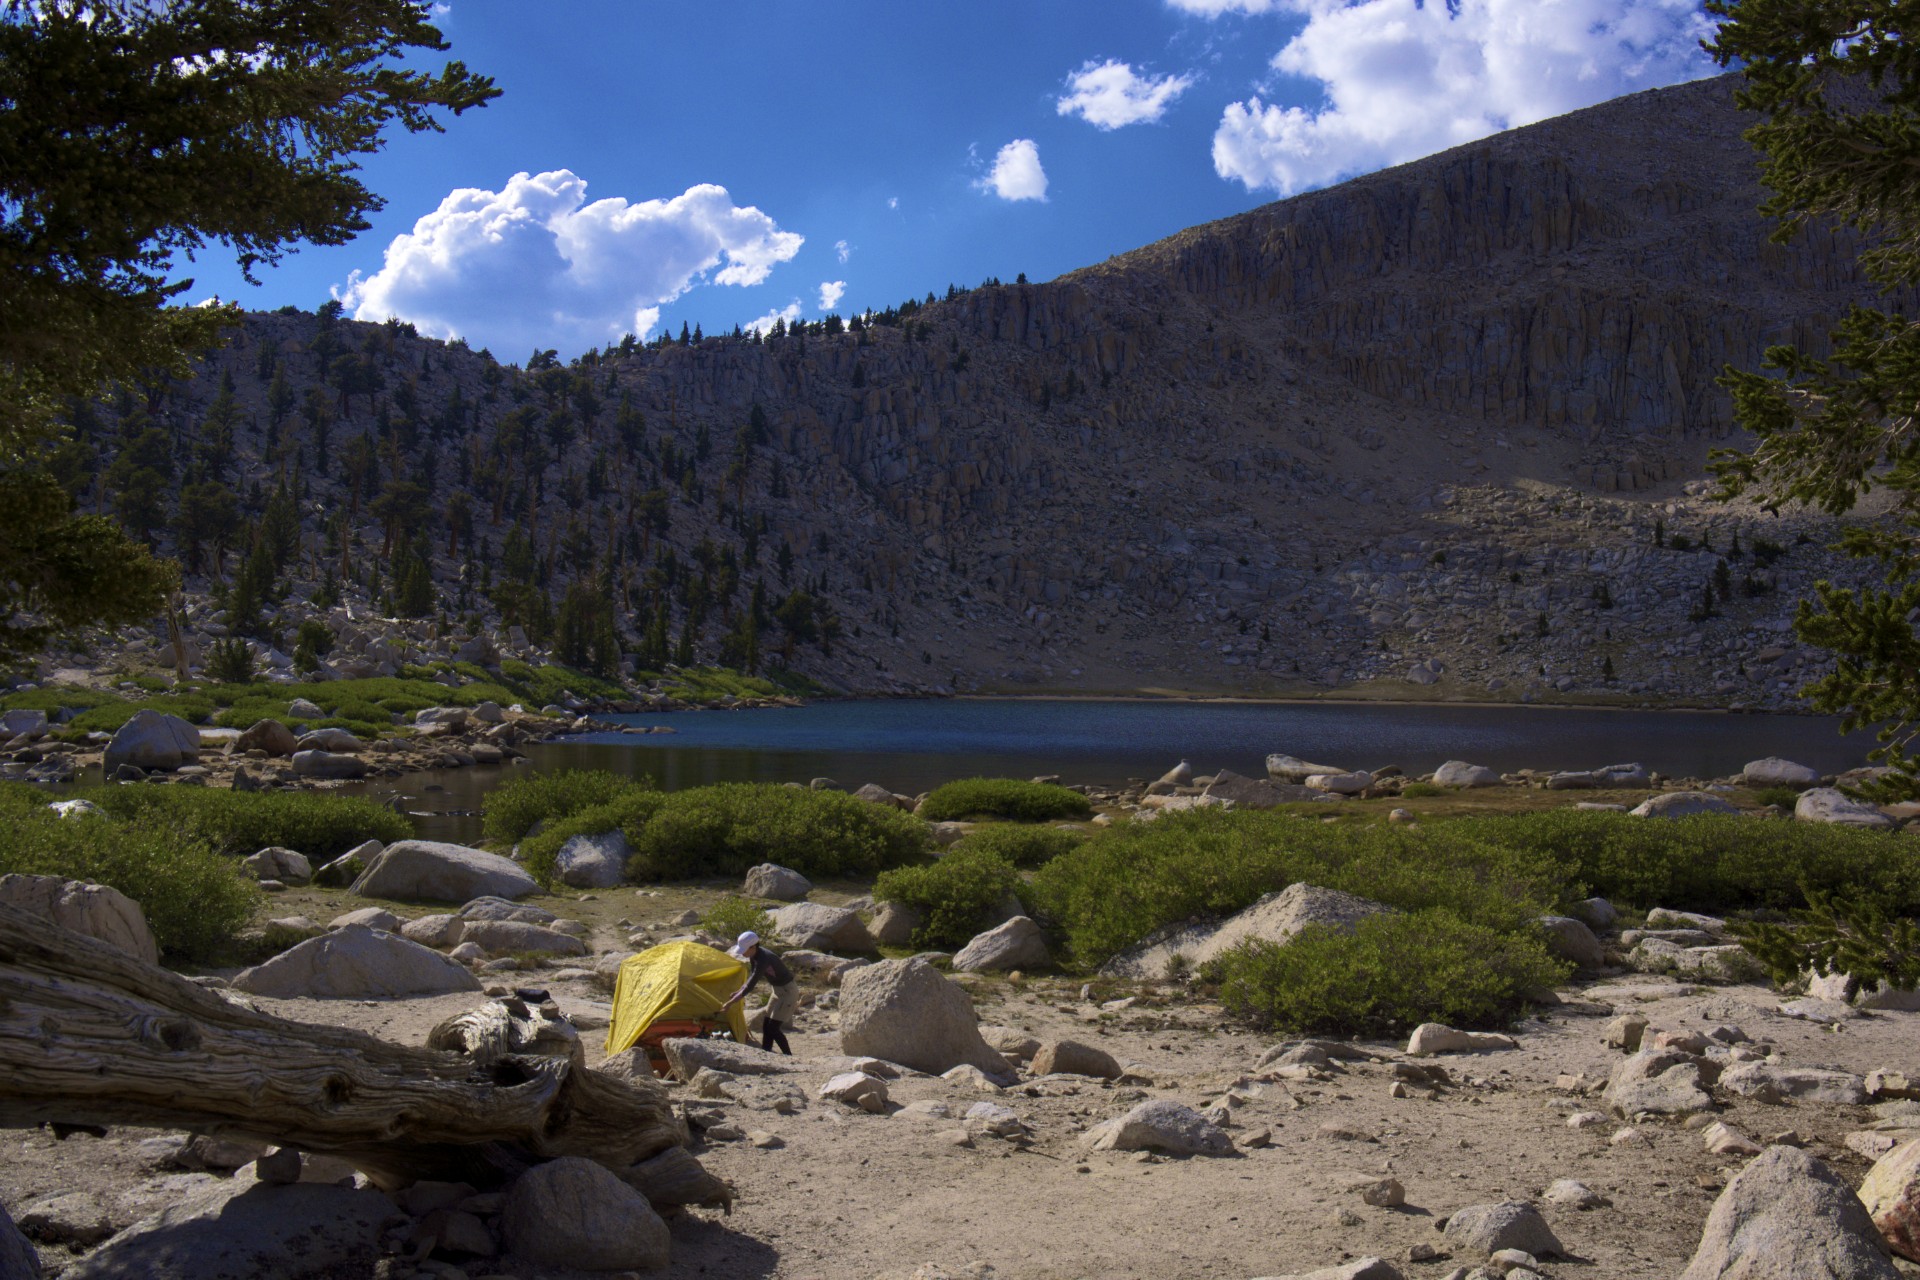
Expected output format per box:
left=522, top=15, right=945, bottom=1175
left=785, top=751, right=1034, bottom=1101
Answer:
left=722, top=930, right=798, bottom=1055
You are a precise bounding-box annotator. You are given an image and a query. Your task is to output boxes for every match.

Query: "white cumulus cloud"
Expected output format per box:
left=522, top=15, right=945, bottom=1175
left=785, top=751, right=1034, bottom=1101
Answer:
left=818, top=280, right=847, bottom=310
left=746, top=300, right=803, bottom=335
left=341, top=170, right=804, bottom=355
left=1206, top=0, right=1717, bottom=196
left=977, top=139, right=1049, bottom=202
left=835, top=238, right=851, bottom=263
left=1057, top=59, right=1196, bottom=129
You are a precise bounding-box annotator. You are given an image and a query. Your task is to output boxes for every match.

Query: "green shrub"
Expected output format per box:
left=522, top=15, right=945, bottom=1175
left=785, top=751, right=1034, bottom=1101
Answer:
left=496, top=660, right=625, bottom=707
left=1751, top=786, right=1803, bottom=810
left=481, top=769, right=642, bottom=844
left=626, top=784, right=930, bottom=882
left=1215, top=912, right=1569, bottom=1035
left=515, top=790, right=666, bottom=886
left=1447, top=810, right=1920, bottom=915
left=205, top=637, right=255, bottom=684
left=85, top=787, right=411, bottom=857
left=1399, top=782, right=1445, bottom=799
left=874, top=845, right=1021, bottom=949
left=702, top=896, right=776, bottom=945
left=0, top=807, right=256, bottom=960
left=1027, top=808, right=1568, bottom=969
left=949, top=824, right=1085, bottom=868
left=918, top=778, right=1092, bottom=823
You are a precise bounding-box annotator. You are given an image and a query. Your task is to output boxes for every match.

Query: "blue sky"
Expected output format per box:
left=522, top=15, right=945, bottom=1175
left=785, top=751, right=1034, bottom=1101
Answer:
left=178, top=0, right=1720, bottom=361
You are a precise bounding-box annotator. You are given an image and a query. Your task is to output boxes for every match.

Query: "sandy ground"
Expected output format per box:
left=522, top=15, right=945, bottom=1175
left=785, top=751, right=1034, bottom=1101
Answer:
left=9, top=902, right=1920, bottom=1280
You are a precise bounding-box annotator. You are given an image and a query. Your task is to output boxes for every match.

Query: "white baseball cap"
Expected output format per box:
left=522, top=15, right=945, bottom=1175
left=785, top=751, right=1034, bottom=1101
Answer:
left=729, top=930, right=760, bottom=957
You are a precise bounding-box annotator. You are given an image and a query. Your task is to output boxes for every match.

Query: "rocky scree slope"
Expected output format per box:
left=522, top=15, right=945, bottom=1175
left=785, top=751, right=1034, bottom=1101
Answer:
left=48, top=73, right=1887, bottom=705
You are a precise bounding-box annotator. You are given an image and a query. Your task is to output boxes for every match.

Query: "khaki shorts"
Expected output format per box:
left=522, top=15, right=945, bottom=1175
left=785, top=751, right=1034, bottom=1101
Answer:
left=765, top=980, right=800, bottom=1024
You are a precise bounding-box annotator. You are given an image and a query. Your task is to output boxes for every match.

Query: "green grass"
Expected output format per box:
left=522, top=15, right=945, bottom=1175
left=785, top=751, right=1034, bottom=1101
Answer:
left=637, top=665, right=829, bottom=702
left=0, top=789, right=257, bottom=960
left=874, top=845, right=1022, bottom=949
left=82, top=786, right=412, bottom=857
left=917, top=778, right=1093, bottom=823
left=11, top=666, right=601, bottom=741
left=496, top=660, right=626, bottom=707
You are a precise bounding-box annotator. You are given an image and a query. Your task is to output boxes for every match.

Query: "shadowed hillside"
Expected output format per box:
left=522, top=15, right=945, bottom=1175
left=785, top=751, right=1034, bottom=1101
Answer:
left=44, top=74, right=1884, bottom=707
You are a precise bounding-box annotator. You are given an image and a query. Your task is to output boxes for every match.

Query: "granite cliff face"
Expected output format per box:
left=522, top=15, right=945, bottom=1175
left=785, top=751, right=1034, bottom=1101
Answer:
left=54, top=74, right=1888, bottom=706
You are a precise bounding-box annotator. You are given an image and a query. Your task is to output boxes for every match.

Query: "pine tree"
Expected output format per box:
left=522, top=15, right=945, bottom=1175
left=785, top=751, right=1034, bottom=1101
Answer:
left=1707, top=3, right=1920, bottom=793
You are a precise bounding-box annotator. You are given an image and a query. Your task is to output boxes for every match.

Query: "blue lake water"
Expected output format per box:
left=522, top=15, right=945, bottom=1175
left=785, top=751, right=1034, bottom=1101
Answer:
left=377, top=698, right=1874, bottom=841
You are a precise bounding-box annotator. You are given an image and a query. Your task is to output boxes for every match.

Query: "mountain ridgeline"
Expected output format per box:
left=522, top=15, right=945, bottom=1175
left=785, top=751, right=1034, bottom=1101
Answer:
left=52, top=75, right=1889, bottom=705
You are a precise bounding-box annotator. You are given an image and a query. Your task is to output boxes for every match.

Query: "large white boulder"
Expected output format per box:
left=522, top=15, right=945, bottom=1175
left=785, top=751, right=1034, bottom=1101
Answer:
left=952, top=916, right=1050, bottom=972
left=1267, top=753, right=1346, bottom=782
left=1743, top=757, right=1820, bottom=788
left=456, top=919, right=586, bottom=958
left=553, top=831, right=629, bottom=888
left=296, top=728, right=364, bottom=753
left=1795, top=787, right=1896, bottom=829
left=1603, top=1048, right=1713, bottom=1116
left=349, top=840, right=538, bottom=903
left=1442, top=1201, right=1564, bottom=1258
left=838, top=957, right=1011, bottom=1077
left=232, top=926, right=481, bottom=999
left=1306, top=771, right=1374, bottom=795
left=1631, top=791, right=1740, bottom=819
left=1432, top=760, right=1500, bottom=788
left=768, top=902, right=874, bottom=952
left=103, top=709, right=200, bottom=772
left=1680, top=1146, right=1900, bottom=1279
left=743, top=863, right=812, bottom=901
left=0, top=873, right=158, bottom=964
left=1860, top=1138, right=1920, bottom=1263
left=1100, top=882, right=1390, bottom=980
left=1080, top=1100, right=1233, bottom=1157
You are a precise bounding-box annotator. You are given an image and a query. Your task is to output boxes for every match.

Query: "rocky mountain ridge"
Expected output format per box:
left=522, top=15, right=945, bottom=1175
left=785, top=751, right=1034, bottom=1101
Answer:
left=38, top=73, right=1887, bottom=707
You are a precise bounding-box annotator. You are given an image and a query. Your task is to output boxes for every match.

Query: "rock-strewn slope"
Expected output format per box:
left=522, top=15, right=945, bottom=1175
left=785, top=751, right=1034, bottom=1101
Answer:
left=46, top=74, right=1885, bottom=706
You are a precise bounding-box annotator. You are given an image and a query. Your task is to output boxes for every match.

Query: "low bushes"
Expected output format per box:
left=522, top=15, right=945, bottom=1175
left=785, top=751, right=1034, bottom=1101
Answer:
left=701, top=895, right=776, bottom=945
left=1214, top=912, right=1568, bottom=1034
left=625, top=784, right=930, bottom=882
left=503, top=774, right=932, bottom=888
left=0, top=803, right=256, bottom=961
left=1447, top=809, right=1920, bottom=915
left=515, top=789, right=666, bottom=886
left=874, top=846, right=1022, bottom=949
left=84, top=787, right=412, bottom=858
left=1026, top=808, right=1568, bottom=969
left=918, top=778, right=1092, bottom=823
left=481, top=769, right=640, bottom=844
left=946, top=823, right=1084, bottom=868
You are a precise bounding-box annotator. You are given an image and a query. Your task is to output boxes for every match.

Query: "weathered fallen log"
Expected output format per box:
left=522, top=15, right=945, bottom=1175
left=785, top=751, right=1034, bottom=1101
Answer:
left=0, top=902, right=697, bottom=1194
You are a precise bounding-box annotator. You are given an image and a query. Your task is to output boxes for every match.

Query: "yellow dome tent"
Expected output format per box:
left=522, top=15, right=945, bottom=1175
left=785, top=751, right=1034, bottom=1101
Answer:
left=605, top=940, right=750, bottom=1074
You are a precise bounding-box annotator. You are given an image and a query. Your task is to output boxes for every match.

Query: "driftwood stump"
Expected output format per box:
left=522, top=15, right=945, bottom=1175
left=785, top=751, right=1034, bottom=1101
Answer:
left=0, top=902, right=707, bottom=1197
